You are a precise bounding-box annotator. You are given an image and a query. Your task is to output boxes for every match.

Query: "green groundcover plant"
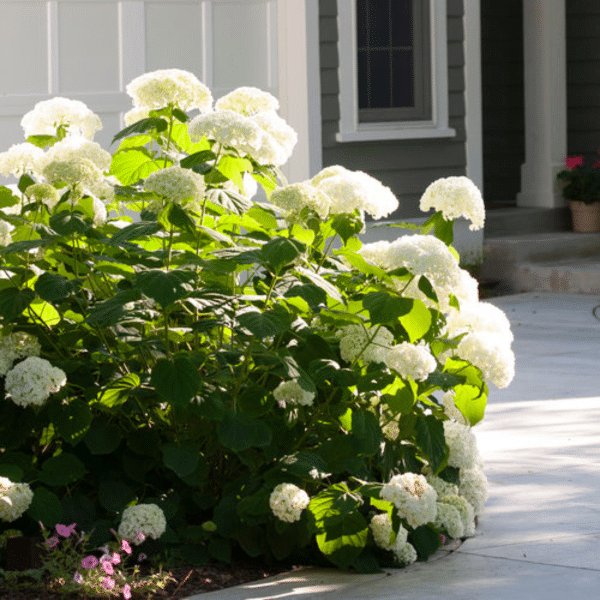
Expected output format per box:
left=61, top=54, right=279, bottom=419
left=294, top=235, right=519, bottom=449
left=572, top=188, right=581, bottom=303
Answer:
left=0, top=69, right=515, bottom=589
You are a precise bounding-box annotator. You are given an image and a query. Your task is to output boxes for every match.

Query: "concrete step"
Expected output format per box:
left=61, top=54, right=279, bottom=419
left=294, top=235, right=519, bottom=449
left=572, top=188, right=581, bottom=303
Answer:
left=513, top=256, right=600, bottom=294
left=484, top=206, right=570, bottom=237
left=480, top=232, right=600, bottom=294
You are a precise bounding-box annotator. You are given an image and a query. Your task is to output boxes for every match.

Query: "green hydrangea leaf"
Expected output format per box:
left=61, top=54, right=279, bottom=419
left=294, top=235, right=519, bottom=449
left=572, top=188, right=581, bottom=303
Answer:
left=151, top=355, right=201, bottom=405
left=111, top=117, right=168, bottom=145
left=0, top=287, right=35, bottom=320
left=414, top=414, right=447, bottom=474
left=110, top=148, right=163, bottom=185
left=162, top=442, right=200, bottom=478
left=261, top=237, right=304, bottom=273
left=49, top=400, right=92, bottom=446
left=135, top=269, right=195, bottom=309
left=34, top=272, right=77, bottom=303
left=38, top=453, right=86, bottom=487
left=98, top=480, right=136, bottom=512
left=218, top=412, right=272, bottom=452
left=83, top=420, right=123, bottom=455
left=453, top=383, right=487, bottom=426
left=27, top=487, right=63, bottom=527
left=237, top=307, right=292, bottom=339
left=363, top=292, right=413, bottom=325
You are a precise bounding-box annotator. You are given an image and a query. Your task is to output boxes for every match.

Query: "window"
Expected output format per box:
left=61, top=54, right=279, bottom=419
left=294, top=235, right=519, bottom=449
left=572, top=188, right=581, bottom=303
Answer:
left=336, top=0, right=455, bottom=142
left=357, top=0, right=431, bottom=122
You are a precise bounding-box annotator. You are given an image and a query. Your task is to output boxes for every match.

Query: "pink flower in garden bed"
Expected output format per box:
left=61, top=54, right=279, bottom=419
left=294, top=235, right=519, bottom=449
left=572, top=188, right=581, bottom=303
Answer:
left=81, top=555, right=99, bottom=569
left=566, top=155, right=584, bottom=168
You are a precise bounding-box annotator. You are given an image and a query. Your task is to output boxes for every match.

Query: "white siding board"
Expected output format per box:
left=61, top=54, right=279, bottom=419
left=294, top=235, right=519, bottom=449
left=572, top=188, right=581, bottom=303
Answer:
left=0, top=2, right=48, bottom=94
left=211, top=1, right=275, bottom=93
left=57, top=1, right=120, bottom=93
left=145, top=3, right=204, bottom=74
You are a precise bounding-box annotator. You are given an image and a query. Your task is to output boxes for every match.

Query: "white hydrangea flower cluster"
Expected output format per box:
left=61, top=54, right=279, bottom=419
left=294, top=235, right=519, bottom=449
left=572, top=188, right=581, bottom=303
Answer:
left=215, top=87, right=279, bottom=116
left=252, top=111, right=298, bottom=165
left=454, top=332, right=515, bottom=389
left=424, top=471, right=459, bottom=498
left=443, top=420, right=478, bottom=470
left=273, top=379, right=315, bottom=407
left=0, top=143, right=44, bottom=177
left=359, top=235, right=478, bottom=312
left=393, top=538, right=418, bottom=565
left=311, top=165, right=399, bottom=220
left=41, top=158, right=100, bottom=189
left=434, top=502, right=464, bottom=539
left=459, top=466, right=488, bottom=514
left=419, top=176, right=485, bottom=231
left=21, top=97, right=102, bottom=140
left=370, top=512, right=395, bottom=549
left=123, top=106, right=151, bottom=126
left=38, top=137, right=113, bottom=203
left=5, top=356, right=67, bottom=407
left=269, top=483, right=310, bottom=523
left=188, top=107, right=297, bottom=167
left=0, top=477, right=33, bottom=522
left=381, top=473, right=437, bottom=528
left=441, top=391, right=468, bottom=425
left=126, top=69, right=213, bottom=113
left=42, top=137, right=112, bottom=172
left=89, top=195, right=108, bottom=226
left=0, top=332, right=41, bottom=376
left=440, top=296, right=515, bottom=390
left=118, top=503, right=167, bottom=545
left=357, top=240, right=390, bottom=266
left=385, top=341, right=437, bottom=382
left=270, top=166, right=398, bottom=225
left=369, top=513, right=416, bottom=564
left=0, top=221, right=14, bottom=248
left=189, top=110, right=264, bottom=155
left=270, top=182, right=332, bottom=220
left=25, top=183, right=60, bottom=208
left=446, top=301, right=514, bottom=342
left=336, top=323, right=393, bottom=364
left=440, top=495, right=476, bottom=537
left=144, top=166, right=206, bottom=204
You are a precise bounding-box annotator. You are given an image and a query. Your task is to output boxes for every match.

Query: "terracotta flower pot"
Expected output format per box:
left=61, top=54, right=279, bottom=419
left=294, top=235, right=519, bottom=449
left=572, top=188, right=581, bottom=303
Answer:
left=569, top=200, right=600, bottom=233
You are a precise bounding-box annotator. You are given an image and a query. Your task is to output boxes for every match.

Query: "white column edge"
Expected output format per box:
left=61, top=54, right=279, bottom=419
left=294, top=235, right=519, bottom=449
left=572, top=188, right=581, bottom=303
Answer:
left=463, top=0, right=483, bottom=195
left=277, top=0, right=322, bottom=183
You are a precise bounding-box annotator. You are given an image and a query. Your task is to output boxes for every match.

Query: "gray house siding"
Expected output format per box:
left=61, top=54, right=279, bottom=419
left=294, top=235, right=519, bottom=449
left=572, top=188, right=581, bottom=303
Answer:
left=319, top=0, right=467, bottom=219
left=566, top=1, right=600, bottom=168
left=480, top=0, right=524, bottom=207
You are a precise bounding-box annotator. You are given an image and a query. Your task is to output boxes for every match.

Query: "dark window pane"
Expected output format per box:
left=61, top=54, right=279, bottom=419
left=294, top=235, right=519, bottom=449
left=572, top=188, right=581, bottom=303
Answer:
left=357, top=0, right=369, bottom=48
left=369, top=0, right=390, bottom=47
left=369, top=50, right=391, bottom=108
left=391, top=0, right=413, bottom=47
left=358, top=50, right=370, bottom=109
left=392, top=49, right=414, bottom=107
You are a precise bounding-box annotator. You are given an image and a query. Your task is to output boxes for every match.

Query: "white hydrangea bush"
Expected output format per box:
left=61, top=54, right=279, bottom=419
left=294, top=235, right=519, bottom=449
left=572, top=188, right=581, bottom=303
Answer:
left=0, top=68, right=514, bottom=571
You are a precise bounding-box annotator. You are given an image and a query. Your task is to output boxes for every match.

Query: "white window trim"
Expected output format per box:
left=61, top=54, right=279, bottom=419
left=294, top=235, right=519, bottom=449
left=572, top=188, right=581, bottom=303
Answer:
left=336, top=0, right=456, bottom=142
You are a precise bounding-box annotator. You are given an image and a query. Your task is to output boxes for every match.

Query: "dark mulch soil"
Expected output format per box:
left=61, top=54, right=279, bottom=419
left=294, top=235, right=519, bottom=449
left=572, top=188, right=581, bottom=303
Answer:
left=1, top=559, right=298, bottom=599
